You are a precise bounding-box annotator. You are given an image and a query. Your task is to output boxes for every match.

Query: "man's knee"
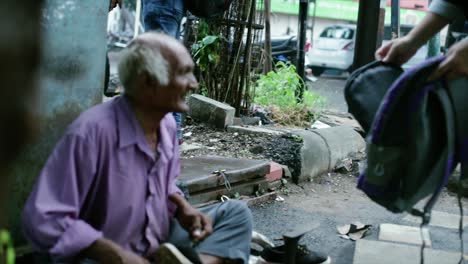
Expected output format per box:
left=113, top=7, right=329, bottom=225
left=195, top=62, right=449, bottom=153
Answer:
left=220, top=200, right=252, bottom=227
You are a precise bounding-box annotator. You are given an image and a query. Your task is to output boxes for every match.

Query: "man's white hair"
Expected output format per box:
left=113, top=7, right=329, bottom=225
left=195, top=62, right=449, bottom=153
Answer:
left=117, top=41, right=169, bottom=96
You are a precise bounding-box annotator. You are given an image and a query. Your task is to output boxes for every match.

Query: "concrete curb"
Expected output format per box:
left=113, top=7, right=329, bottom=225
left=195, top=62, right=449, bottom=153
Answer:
left=293, top=126, right=365, bottom=182
left=228, top=125, right=366, bottom=183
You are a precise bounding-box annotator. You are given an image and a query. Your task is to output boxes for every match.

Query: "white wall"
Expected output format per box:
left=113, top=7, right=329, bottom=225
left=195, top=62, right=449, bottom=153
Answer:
left=268, top=12, right=354, bottom=42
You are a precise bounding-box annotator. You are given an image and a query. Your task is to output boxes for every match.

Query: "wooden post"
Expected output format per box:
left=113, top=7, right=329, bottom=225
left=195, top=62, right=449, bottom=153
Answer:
left=264, top=0, right=272, bottom=73
left=236, top=0, right=256, bottom=116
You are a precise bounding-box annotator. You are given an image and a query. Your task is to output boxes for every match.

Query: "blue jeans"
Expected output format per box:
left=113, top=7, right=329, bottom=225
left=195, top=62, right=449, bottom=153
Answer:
left=142, top=0, right=185, bottom=141
left=142, top=0, right=184, bottom=38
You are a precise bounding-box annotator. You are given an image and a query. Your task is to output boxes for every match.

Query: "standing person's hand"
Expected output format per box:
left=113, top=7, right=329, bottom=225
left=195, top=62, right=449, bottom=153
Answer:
left=110, top=0, right=122, bottom=11
left=375, top=36, right=419, bottom=66
left=175, top=203, right=213, bottom=242
left=428, top=39, right=468, bottom=81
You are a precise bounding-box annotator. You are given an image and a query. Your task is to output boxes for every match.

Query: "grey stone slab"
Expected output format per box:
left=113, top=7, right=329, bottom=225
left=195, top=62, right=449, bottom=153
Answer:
left=188, top=94, right=235, bottom=128
left=233, top=117, right=243, bottom=126
left=241, top=116, right=261, bottom=126
left=226, top=125, right=285, bottom=136
left=379, top=223, right=431, bottom=246
left=353, top=239, right=461, bottom=264
left=179, top=142, right=204, bottom=152
left=403, top=211, right=468, bottom=229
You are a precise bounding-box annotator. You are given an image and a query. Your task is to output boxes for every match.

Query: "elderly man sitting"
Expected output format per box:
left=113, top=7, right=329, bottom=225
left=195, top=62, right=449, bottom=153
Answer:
left=22, top=32, right=253, bottom=264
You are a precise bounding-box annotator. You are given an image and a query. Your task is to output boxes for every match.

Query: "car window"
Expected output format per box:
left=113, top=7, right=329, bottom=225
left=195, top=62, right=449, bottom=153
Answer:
left=320, top=27, right=354, bottom=40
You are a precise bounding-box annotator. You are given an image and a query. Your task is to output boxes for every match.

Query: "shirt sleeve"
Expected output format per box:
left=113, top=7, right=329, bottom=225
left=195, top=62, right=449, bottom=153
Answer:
left=21, top=133, right=103, bottom=259
left=167, top=131, right=183, bottom=197
left=429, top=0, right=465, bottom=21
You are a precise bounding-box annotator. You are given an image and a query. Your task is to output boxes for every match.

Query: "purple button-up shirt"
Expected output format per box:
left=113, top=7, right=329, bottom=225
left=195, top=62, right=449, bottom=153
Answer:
left=22, top=96, right=182, bottom=258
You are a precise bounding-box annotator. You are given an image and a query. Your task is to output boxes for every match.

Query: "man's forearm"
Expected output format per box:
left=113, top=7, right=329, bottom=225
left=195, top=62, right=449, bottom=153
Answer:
left=169, top=193, right=190, bottom=210
left=407, top=12, right=450, bottom=47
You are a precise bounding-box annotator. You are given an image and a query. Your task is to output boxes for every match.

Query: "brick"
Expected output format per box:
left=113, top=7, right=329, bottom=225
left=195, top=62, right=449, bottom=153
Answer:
left=265, top=162, right=283, bottom=182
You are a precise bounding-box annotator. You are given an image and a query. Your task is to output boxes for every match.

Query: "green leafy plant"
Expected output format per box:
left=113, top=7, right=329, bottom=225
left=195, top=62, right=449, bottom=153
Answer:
left=191, top=35, right=226, bottom=71
left=253, top=62, right=325, bottom=127
left=254, top=62, right=324, bottom=109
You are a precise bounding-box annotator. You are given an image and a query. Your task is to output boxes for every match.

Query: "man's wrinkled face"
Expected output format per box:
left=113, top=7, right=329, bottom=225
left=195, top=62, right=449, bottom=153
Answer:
left=147, top=44, right=198, bottom=113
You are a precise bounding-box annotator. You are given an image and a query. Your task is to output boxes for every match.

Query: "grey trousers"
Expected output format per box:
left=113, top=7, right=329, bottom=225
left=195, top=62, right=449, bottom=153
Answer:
left=54, top=200, right=253, bottom=264
left=168, top=200, right=253, bottom=264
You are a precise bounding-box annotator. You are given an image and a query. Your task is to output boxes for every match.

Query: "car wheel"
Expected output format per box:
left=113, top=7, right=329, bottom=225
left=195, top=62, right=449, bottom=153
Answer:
left=311, top=67, right=324, bottom=77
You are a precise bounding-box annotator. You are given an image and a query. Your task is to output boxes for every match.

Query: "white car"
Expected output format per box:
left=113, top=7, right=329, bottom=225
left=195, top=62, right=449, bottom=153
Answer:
left=307, top=24, right=356, bottom=76
left=307, top=24, right=428, bottom=76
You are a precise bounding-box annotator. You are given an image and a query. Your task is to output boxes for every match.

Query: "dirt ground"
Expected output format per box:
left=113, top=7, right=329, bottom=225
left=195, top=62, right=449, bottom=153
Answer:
left=180, top=118, right=303, bottom=178
left=179, top=118, right=468, bottom=263
left=250, top=171, right=468, bottom=264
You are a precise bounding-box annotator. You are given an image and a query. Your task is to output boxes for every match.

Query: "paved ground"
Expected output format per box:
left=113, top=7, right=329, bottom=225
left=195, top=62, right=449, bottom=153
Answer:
left=249, top=173, right=468, bottom=264
left=307, top=73, right=348, bottom=113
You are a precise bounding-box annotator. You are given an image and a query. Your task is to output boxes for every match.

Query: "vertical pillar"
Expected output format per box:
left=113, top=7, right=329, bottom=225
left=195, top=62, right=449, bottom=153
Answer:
left=427, top=34, right=441, bottom=57
left=427, top=0, right=440, bottom=58
left=264, top=0, right=272, bottom=73
left=296, top=0, right=309, bottom=102
left=353, top=0, right=386, bottom=70
left=8, top=0, right=108, bottom=243
left=391, top=0, right=400, bottom=38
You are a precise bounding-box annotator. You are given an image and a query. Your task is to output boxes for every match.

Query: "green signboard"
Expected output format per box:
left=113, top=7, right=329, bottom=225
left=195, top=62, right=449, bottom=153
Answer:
left=267, top=0, right=425, bottom=24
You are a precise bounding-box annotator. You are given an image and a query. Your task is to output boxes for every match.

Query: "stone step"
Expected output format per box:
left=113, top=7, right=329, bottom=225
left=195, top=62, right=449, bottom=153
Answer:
left=403, top=210, right=468, bottom=230
left=353, top=239, right=461, bottom=264
left=379, top=223, right=431, bottom=246
left=179, top=155, right=273, bottom=204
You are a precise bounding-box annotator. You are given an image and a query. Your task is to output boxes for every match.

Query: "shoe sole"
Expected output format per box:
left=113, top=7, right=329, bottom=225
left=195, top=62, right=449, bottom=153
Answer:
left=153, top=243, right=194, bottom=264
left=256, top=256, right=331, bottom=264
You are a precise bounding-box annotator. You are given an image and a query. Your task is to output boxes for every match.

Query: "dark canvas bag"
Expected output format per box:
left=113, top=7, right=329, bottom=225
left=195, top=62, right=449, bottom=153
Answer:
left=357, top=56, right=468, bottom=213
left=344, top=60, right=403, bottom=133
left=353, top=56, right=468, bottom=262
left=357, top=56, right=456, bottom=214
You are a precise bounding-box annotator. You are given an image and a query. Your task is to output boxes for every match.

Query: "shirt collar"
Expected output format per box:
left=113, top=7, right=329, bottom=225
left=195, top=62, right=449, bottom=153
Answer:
left=115, top=96, right=141, bottom=149
left=114, top=96, right=175, bottom=161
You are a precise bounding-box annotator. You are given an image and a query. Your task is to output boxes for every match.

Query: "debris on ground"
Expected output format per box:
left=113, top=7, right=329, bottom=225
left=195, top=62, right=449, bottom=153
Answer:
left=181, top=117, right=303, bottom=179
left=337, top=222, right=372, bottom=241
left=334, top=158, right=353, bottom=173
left=311, top=120, right=331, bottom=129
left=275, top=196, right=285, bottom=202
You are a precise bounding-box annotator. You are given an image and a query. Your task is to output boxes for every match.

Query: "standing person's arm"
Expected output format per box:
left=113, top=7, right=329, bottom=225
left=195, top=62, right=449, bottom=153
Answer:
left=376, top=12, right=450, bottom=65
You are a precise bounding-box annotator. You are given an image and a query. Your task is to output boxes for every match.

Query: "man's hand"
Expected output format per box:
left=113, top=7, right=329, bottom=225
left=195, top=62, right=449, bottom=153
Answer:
left=428, top=39, right=468, bottom=81
left=375, top=36, right=419, bottom=66
left=110, top=0, right=122, bottom=11
left=82, top=238, right=150, bottom=264
left=169, top=193, right=213, bottom=242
